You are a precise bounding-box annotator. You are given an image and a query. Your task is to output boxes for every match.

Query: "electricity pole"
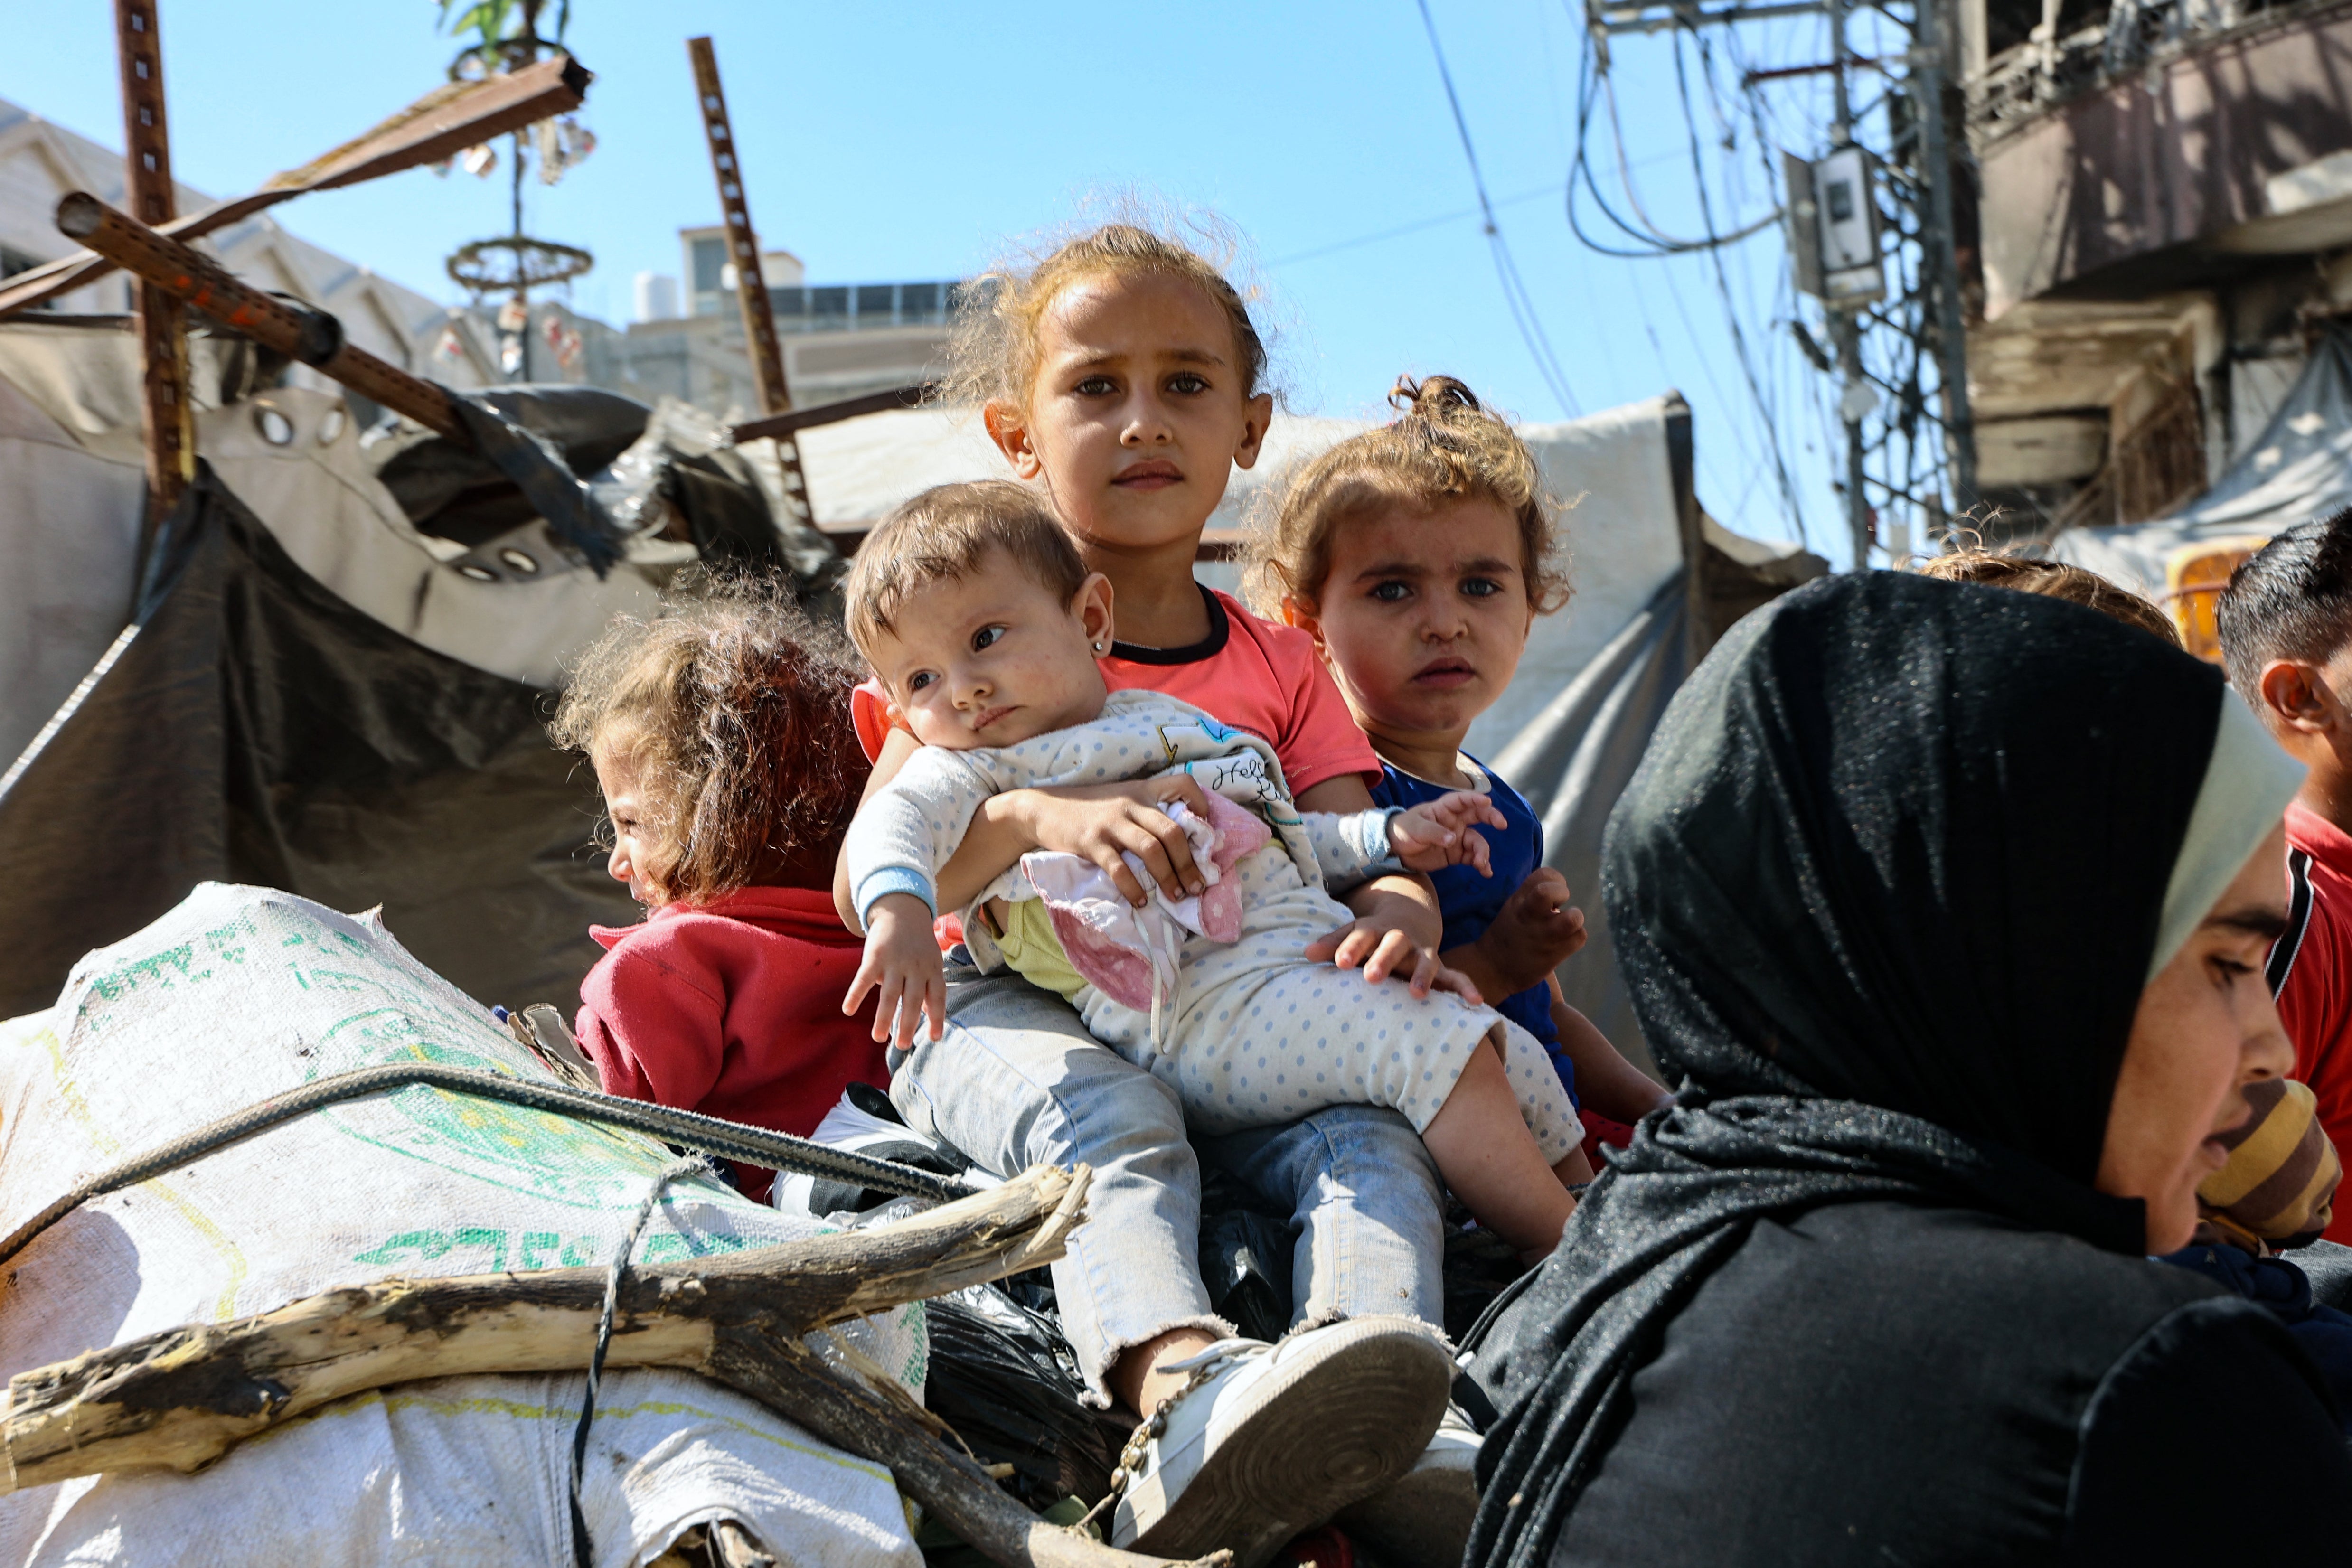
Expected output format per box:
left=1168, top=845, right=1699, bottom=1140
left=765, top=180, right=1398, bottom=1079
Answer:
left=1826, top=0, right=1874, bottom=570
left=1913, top=0, right=1978, bottom=521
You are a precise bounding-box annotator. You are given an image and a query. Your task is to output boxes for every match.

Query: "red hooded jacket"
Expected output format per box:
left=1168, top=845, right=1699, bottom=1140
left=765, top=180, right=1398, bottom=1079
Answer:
left=575, top=885, right=888, bottom=1202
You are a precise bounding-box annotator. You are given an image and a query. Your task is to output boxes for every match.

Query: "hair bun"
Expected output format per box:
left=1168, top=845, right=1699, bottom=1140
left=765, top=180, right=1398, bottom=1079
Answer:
left=1390, top=375, right=1483, bottom=422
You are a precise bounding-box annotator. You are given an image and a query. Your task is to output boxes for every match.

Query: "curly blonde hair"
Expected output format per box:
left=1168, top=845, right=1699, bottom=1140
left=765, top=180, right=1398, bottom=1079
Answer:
left=548, top=580, right=867, bottom=906
left=945, top=213, right=1269, bottom=413
left=1244, top=376, right=1571, bottom=618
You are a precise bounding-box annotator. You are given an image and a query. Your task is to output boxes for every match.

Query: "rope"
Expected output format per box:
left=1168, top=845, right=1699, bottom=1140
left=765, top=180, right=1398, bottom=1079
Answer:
left=0, top=1063, right=965, bottom=1268
left=570, top=1156, right=702, bottom=1568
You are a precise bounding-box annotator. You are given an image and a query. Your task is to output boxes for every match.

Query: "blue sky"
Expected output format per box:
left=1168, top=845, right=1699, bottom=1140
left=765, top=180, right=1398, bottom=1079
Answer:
left=8, top=1, right=1918, bottom=560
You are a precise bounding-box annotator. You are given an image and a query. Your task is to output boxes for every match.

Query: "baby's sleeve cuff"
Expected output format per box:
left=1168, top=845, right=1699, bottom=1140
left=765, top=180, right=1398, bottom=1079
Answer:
left=1356, top=806, right=1406, bottom=873
left=856, top=867, right=939, bottom=924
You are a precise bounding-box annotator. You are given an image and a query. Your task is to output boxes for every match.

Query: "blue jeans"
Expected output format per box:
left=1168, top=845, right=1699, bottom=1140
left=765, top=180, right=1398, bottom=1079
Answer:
left=1196, top=1105, right=1446, bottom=1330
left=889, top=957, right=1445, bottom=1406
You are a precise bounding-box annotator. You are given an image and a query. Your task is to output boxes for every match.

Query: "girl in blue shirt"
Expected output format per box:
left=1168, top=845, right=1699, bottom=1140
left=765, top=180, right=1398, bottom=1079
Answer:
left=1246, top=376, right=1671, bottom=1137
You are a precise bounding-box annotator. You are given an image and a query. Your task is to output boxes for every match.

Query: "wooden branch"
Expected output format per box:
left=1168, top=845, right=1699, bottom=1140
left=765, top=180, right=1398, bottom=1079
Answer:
left=0, top=1164, right=1214, bottom=1568
left=705, top=1323, right=1225, bottom=1568
left=0, top=55, right=589, bottom=320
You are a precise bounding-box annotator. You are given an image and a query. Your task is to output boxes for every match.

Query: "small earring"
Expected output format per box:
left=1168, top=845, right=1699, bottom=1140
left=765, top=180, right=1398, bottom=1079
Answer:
left=1092, top=640, right=1105, bottom=654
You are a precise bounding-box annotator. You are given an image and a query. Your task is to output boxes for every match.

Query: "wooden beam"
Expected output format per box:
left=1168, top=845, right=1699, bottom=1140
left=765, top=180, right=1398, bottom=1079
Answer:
left=55, top=193, right=470, bottom=444
left=114, top=0, right=192, bottom=527
left=686, top=35, right=817, bottom=530
left=0, top=55, right=591, bottom=319
left=0, top=1165, right=1223, bottom=1568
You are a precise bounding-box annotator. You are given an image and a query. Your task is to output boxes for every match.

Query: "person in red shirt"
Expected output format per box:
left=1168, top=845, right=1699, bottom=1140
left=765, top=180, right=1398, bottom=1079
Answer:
left=2219, top=509, right=2352, bottom=1241
left=548, top=582, right=888, bottom=1203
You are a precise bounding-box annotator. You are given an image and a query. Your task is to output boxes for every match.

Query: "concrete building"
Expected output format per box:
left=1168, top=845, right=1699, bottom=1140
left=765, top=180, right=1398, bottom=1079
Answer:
left=608, top=227, right=962, bottom=418
left=1961, top=0, right=2352, bottom=533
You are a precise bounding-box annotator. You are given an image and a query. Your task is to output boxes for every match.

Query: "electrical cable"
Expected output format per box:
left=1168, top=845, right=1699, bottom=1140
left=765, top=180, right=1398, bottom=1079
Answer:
left=1416, top=0, right=1582, bottom=414
left=1673, top=24, right=1810, bottom=534
left=0, top=1062, right=969, bottom=1268
left=1267, top=183, right=1563, bottom=269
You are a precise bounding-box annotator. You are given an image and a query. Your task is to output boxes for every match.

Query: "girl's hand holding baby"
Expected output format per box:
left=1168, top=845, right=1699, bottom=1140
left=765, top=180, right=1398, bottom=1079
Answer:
left=998, top=777, right=1217, bottom=908
left=1386, top=790, right=1511, bottom=876
left=846, top=893, right=948, bottom=1048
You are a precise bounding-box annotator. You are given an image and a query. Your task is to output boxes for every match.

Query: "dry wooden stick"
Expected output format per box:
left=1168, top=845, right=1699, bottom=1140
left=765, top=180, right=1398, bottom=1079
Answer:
left=0, top=1165, right=1224, bottom=1568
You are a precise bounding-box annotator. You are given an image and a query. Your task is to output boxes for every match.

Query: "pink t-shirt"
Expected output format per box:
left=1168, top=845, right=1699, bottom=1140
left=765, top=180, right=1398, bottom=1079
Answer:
left=852, top=585, right=1379, bottom=796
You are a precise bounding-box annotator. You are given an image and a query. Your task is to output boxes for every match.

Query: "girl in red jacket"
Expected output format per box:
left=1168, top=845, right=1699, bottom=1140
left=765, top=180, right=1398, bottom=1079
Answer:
left=550, top=582, right=887, bottom=1202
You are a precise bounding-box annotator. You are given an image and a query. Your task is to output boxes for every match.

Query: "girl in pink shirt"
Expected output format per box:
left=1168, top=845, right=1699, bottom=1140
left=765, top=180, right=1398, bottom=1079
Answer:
left=828, top=222, right=1477, bottom=1565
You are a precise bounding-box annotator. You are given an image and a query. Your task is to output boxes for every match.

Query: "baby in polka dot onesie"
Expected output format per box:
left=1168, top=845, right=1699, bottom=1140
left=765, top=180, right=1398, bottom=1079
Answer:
left=839, top=482, right=1587, bottom=1258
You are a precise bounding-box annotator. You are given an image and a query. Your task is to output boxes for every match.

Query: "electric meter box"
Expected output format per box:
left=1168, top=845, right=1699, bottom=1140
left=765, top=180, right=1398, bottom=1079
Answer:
left=1784, top=146, right=1884, bottom=305
left=1815, top=145, right=1884, bottom=303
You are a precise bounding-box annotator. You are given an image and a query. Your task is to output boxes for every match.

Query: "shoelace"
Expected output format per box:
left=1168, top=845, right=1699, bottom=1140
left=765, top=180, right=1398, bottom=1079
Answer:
left=1083, top=1337, right=1273, bottom=1530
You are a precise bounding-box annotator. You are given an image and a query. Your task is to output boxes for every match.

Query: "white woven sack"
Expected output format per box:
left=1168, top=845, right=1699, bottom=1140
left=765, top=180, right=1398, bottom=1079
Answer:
left=0, top=882, right=926, bottom=1568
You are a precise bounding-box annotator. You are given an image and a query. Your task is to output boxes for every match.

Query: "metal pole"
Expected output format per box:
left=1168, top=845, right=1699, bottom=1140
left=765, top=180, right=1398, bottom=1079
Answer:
left=508, top=135, right=529, bottom=382
left=0, top=54, right=592, bottom=321
left=1827, top=0, right=1875, bottom=569
left=686, top=35, right=815, bottom=528
left=58, top=193, right=473, bottom=445
left=1913, top=0, right=1979, bottom=524
left=113, top=0, right=194, bottom=533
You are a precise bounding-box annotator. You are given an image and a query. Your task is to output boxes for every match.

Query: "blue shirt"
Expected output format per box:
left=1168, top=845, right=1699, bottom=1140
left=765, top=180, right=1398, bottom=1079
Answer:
left=1370, top=755, right=1574, bottom=1104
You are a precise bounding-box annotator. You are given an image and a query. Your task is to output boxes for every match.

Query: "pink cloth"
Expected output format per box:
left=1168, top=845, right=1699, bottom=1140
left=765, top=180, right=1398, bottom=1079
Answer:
left=1019, top=792, right=1271, bottom=1013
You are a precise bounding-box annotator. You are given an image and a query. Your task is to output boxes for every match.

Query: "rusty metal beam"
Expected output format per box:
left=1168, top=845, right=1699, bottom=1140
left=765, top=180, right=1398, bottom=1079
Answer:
left=56, top=193, right=471, bottom=446
left=727, top=381, right=935, bottom=445
left=687, top=35, right=815, bottom=528
left=115, top=0, right=193, bottom=526
left=0, top=55, right=590, bottom=319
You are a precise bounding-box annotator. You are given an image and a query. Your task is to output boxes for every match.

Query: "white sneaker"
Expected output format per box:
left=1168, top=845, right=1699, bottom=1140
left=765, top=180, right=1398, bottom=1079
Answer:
left=1109, top=1316, right=1454, bottom=1568
left=1334, top=1403, right=1482, bottom=1568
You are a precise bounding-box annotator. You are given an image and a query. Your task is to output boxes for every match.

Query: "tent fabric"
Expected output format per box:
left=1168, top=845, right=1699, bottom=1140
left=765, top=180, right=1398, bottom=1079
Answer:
left=0, top=465, right=636, bottom=1021
left=0, top=318, right=269, bottom=764
left=0, top=365, right=142, bottom=768
left=2049, top=331, right=2352, bottom=598
left=1487, top=576, right=1693, bottom=1064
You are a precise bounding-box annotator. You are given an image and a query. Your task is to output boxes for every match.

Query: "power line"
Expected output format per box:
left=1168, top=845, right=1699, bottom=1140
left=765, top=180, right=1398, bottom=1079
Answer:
left=1414, top=0, right=1581, bottom=416
left=1267, top=183, right=1563, bottom=270
left=1673, top=26, right=1810, bottom=543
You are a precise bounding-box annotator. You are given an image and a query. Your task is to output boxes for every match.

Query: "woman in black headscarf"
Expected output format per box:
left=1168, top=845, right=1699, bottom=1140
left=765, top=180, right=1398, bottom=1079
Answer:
left=1469, top=570, right=2350, bottom=1566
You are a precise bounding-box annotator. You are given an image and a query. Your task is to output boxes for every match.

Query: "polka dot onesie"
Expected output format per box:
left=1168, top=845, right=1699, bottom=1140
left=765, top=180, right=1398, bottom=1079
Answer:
left=845, top=689, right=1581, bottom=1164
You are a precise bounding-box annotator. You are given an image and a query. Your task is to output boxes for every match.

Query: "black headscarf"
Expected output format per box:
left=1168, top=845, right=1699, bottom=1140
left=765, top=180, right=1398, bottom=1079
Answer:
left=1470, top=571, right=2242, bottom=1568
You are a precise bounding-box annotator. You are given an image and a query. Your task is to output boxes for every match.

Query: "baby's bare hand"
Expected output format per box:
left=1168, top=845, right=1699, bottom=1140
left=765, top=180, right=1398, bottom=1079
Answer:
left=1476, top=869, right=1589, bottom=995
left=844, top=894, right=947, bottom=1048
